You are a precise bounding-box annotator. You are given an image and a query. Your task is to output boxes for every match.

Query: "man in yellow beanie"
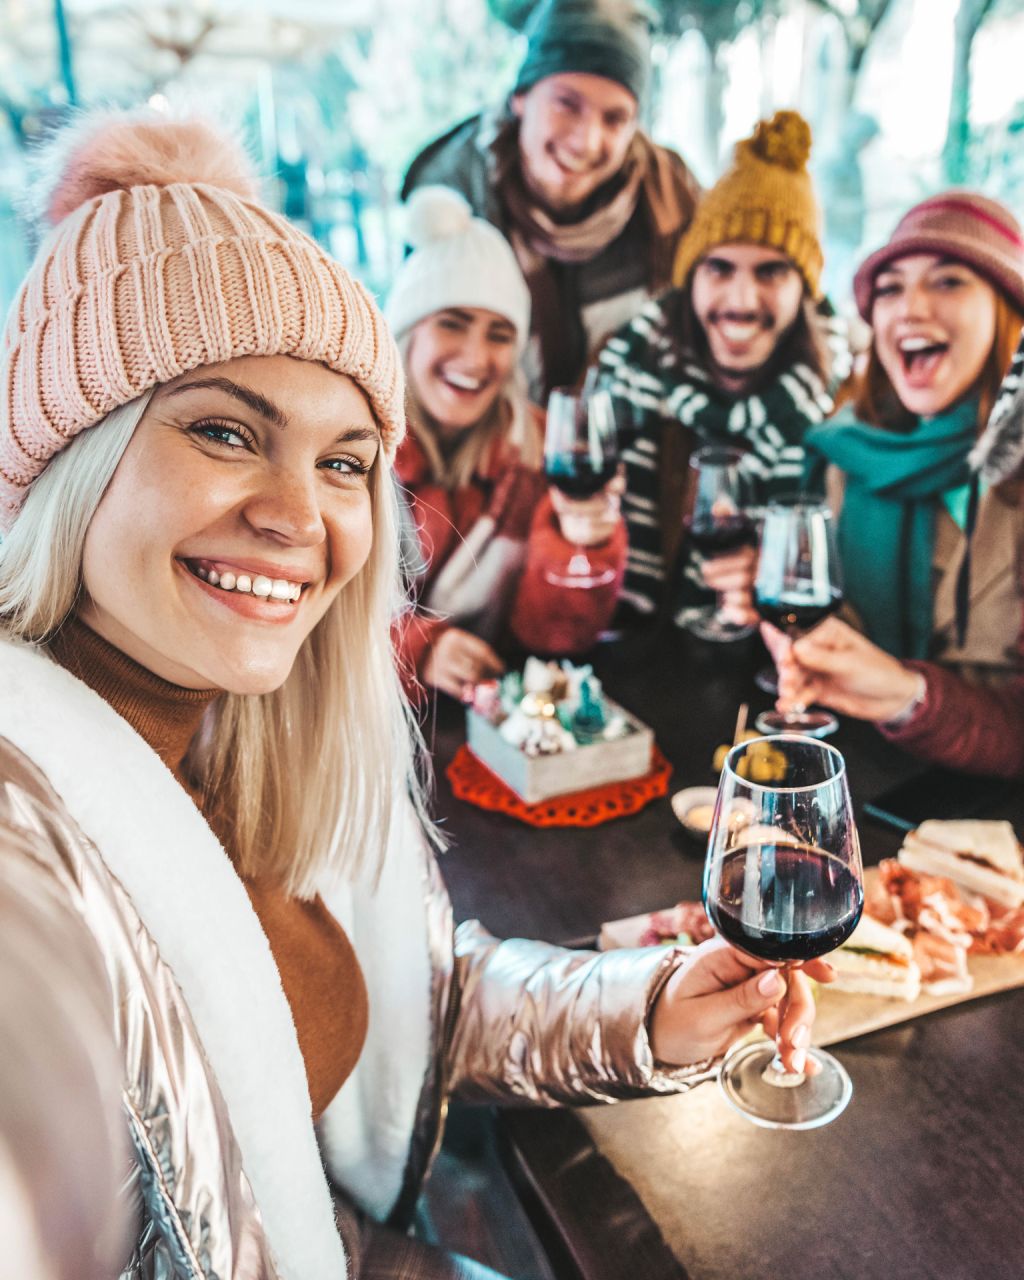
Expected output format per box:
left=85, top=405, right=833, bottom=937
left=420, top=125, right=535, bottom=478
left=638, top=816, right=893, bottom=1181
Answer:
left=598, top=110, right=850, bottom=631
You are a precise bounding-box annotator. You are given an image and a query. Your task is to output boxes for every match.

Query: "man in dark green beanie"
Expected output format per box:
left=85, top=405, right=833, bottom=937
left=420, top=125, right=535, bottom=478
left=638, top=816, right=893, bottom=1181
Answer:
left=401, top=0, right=699, bottom=401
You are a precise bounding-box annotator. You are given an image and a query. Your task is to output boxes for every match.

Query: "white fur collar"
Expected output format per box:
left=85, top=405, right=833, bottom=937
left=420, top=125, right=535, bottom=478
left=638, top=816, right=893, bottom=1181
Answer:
left=0, top=639, right=345, bottom=1280
left=317, top=800, right=435, bottom=1220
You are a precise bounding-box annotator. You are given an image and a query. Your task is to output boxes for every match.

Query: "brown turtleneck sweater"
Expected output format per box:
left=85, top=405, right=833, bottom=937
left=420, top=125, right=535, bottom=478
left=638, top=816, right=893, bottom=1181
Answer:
left=50, top=618, right=369, bottom=1122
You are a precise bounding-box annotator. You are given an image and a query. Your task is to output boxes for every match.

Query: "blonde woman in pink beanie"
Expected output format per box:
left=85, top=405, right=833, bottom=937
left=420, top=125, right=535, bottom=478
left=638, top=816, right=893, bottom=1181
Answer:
left=0, top=109, right=829, bottom=1279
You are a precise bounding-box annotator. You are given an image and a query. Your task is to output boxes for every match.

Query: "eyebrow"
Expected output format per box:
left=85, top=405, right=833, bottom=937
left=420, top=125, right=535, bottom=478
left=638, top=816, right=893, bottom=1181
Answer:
left=167, top=377, right=379, bottom=448
left=167, top=377, right=289, bottom=429
left=877, top=256, right=965, bottom=279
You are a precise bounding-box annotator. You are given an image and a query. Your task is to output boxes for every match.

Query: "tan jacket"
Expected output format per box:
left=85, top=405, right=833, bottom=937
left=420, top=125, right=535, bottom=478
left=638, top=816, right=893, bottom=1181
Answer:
left=0, top=638, right=701, bottom=1279
left=826, top=465, right=1023, bottom=675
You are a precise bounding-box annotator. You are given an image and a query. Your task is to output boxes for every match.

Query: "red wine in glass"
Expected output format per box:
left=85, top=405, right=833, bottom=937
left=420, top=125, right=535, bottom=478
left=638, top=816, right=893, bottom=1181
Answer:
left=754, top=499, right=843, bottom=737
left=543, top=386, right=619, bottom=589
left=682, top=446, right=756, bottom=642
left=685, top=513, right=756, bottom=558
left=756, top=590, right=843, bottom=637
left=705, top=840, right=863, bottom=964
left=546, top=453, right=619, bottom=500
left=703, top=734, right=863, bottom=1129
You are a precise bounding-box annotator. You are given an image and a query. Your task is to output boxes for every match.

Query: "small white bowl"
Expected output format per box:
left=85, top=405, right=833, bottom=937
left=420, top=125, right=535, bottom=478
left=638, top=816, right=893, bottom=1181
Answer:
left=671, top=786, right=719, bottom=840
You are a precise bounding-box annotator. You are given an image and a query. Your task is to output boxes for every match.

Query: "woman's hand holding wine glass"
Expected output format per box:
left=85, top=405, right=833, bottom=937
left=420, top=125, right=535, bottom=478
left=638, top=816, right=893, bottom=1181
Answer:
left=544, top=386, right=621, bottom=588
left=763, top=616, right=926, bottom=725
left=703, top=734, right=863, bottom=1129
left=647, top=935, right=834, bottom=1073
left=753, top=498, right=844, bottom=736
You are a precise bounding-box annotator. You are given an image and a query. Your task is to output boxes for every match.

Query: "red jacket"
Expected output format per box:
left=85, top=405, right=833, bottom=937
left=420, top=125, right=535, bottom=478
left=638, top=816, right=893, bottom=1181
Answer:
left=393, top=412, right=626, bottom=688
left=881, top=658, right=1024, bottom=778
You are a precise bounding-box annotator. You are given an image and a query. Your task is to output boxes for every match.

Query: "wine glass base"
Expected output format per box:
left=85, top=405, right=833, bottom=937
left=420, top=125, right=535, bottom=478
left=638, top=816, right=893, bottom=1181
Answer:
left=755, top=708, right=839, bottom=738
left=718, top=1040, right=852, bottom=1130
left=543, top=566, right=617, bottom=589
left=683, top=612, right=756, bottom=644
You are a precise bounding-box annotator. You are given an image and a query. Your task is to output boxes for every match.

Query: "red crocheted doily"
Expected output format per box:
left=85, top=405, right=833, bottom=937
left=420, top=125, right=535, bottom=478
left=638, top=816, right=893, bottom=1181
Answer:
left=446, top=744, right=672, bottom=827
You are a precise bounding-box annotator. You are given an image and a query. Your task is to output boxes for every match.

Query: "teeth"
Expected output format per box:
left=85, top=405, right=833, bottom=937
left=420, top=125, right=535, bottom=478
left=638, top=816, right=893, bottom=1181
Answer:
left=553, top=152, right=589, bottom=173
left=445, top=371, right=484, bottom=391
left=191, top=563, right=303, bottom=603
left=900, top=337, right=941, bottom=352
left=720, top=322, right=759, bottom=341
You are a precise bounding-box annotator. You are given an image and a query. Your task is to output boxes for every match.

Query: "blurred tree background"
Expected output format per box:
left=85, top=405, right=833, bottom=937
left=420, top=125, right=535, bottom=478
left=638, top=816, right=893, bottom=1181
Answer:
left=0, top=0, right=1022, bottom=311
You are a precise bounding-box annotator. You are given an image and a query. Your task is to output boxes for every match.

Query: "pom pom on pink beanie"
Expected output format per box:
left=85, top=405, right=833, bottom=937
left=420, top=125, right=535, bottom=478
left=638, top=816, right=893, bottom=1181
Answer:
left=0, top=109, right=405, bottom=531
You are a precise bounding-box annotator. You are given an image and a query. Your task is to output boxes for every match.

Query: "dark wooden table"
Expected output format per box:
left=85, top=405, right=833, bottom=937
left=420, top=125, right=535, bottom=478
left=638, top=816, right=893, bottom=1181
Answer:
left=427, top=626, right=1024, bottom=1280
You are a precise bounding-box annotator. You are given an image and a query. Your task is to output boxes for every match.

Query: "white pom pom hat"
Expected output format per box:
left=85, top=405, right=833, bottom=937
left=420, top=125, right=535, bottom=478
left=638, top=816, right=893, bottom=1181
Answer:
left=385, top=186, right=531, bottom=352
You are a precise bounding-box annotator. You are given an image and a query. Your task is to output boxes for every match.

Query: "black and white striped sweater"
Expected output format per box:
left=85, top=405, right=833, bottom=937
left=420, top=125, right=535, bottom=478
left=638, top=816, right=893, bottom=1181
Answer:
left=598, top=292, right=850, bottom=621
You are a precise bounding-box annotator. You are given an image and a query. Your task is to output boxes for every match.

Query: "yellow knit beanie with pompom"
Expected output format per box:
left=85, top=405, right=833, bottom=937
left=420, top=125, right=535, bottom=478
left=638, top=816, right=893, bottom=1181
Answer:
left=671, top=110, right=823, bottom=297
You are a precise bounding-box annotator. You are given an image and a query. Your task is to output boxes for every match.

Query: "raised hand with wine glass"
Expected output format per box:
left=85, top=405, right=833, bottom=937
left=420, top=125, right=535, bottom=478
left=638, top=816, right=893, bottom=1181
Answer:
left=753, top=497, right=844, bottom=736
left=704, top=734, right=863, bottom=1128
left=682, top=446, right=758, bottom=642
left=543, top=385, right=623, bottom=589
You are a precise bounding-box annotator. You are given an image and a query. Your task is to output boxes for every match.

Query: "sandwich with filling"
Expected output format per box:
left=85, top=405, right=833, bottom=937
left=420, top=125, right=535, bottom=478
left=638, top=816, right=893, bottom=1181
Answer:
left=829, top=913, right=922, bottom=1001
left=898, top=820, right=1024, bottom=909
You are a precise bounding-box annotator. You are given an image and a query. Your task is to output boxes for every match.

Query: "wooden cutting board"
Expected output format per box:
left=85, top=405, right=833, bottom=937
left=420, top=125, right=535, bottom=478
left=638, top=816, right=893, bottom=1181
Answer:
left=814, top=949, right=1024, bottom=1046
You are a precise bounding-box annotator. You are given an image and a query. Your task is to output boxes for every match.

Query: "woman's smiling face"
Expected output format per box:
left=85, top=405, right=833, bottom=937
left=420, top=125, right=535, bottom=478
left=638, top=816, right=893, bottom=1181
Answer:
left=871, top=253, right=998, bottom=417
left=406, top=307, right=518, bottom=438
left=79, top=354, right=380, bottom=694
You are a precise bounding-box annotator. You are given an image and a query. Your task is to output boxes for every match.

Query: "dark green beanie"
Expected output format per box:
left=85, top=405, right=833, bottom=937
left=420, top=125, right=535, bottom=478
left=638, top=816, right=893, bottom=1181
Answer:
left=513, top=0, right=654, bottom=102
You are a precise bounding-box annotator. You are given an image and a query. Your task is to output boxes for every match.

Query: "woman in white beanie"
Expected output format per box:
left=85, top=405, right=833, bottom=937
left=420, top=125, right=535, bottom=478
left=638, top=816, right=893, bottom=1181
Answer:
left=387, top=186, right=627, bottom=697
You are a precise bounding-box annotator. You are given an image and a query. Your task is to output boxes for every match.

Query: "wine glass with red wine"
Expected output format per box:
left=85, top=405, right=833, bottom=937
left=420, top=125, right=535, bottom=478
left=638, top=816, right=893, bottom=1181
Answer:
left=703, top=734, right=863, bottom=1128
left=683, top=446, right=756, bottom=642
left=543, top=386, right=619, bottom=589
left=754, top=498, right=843, bottom=737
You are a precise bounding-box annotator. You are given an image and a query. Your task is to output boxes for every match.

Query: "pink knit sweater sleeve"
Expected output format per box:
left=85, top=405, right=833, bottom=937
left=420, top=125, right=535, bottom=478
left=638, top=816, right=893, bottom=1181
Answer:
left=880, top=659, right=1024, bottom=778
left=508, top=495, right=626, bottom=656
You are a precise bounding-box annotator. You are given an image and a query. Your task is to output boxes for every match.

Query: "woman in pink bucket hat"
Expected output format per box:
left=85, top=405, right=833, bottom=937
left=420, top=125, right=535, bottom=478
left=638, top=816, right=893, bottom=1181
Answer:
left=0, top=109, right=827, bottom=1279
left=764, top=191, right=1024, bottom=776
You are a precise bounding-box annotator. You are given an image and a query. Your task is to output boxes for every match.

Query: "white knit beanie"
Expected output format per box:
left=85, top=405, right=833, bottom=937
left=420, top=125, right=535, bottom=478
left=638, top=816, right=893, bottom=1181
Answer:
left=386, top=187, right=531, bottom=351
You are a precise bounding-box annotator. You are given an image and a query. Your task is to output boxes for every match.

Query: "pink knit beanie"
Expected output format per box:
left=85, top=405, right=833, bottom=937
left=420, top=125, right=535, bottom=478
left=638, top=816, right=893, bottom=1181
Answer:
left=0, top=110, right=405, bottom=531
left=853, top=191, right=1024, bottom=321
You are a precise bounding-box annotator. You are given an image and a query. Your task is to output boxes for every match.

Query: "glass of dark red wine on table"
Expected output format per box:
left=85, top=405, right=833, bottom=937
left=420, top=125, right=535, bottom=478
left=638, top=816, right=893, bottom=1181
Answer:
left=703, top=734, right=863, bottom=1128
left=543, top=386, right=619, bottom=589
left=683, top=445, right=757, bottom=642
left=753, top=497, right=843, bottom=737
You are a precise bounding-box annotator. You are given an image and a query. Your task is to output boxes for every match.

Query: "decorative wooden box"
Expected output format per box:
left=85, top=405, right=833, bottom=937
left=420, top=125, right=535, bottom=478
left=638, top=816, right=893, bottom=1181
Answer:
left=465, top=700, right=654, bottom=804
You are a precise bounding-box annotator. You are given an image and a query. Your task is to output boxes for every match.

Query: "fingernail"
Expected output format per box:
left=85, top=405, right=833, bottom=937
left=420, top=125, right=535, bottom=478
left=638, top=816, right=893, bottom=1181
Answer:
left=791, top=1048, right=807, bottom=1074
left=758, top=970, right=783, bottom=997
left=791, top=1024, right=810, bottom=1049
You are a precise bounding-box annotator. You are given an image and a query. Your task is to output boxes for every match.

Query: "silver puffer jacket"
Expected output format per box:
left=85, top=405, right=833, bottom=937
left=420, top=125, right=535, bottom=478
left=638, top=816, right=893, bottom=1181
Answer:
left=0, top=640, right=703, bottom=1280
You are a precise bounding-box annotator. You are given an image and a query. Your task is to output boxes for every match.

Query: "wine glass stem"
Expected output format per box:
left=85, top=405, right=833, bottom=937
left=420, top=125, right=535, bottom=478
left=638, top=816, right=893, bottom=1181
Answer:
left=759, top=965, right=807, bottom=1089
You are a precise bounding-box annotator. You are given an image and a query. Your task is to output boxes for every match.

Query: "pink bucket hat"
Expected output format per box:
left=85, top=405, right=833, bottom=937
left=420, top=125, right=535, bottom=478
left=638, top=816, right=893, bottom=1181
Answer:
left=0, top=110, right=405, bottom=531
left=853, top=190, right=1024, bottom=322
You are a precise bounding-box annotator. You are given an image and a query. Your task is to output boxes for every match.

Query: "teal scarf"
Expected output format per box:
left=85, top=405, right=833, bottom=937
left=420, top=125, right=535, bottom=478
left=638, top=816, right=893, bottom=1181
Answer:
left=805, top=399, right=979, bottom=658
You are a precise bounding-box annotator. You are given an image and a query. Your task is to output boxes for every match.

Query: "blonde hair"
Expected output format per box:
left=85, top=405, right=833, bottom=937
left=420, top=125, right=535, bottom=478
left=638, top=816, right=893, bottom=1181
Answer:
left=400, top=331, right=542, bottom=490
left=853, top=289, right=1024, bottom=433
left=0, top=396, right=432, bottom=895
